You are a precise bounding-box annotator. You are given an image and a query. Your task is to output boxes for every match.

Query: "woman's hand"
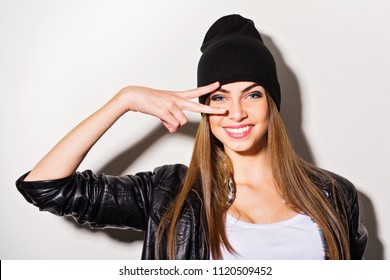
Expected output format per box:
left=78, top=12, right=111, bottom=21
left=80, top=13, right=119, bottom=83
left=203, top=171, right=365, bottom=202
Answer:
left=116, top=82, right=226, bottom=132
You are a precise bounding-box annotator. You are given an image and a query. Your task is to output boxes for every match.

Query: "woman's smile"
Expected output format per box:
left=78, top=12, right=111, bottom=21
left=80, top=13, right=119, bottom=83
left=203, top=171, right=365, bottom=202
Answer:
left=223, top=124, right=254, bottom=139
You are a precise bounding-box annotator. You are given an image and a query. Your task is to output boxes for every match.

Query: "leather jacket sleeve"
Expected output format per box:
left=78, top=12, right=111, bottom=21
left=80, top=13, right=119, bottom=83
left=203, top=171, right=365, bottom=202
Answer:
left=15, top=165, right=178, bottom=231
left=340, top=177, right=368, bottom=259
left=322, top=171, right=368, bottom=259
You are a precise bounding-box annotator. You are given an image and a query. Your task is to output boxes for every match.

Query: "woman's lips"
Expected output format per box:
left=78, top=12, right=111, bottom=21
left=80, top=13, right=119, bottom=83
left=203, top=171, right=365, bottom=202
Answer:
left=223, top=125, right=254, bottom=139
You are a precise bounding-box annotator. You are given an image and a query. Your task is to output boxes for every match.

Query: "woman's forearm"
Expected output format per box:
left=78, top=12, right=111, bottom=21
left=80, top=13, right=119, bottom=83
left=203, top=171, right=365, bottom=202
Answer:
left=24, top=92, right=128, bottom=181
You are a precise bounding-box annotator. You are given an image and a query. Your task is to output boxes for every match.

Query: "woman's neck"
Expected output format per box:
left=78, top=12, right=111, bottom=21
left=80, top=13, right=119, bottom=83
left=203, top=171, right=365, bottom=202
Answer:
left=227, top=148, right=274, bottom=188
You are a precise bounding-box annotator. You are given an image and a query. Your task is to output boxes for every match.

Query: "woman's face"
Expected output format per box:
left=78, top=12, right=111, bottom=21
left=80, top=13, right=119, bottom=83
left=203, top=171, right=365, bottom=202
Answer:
left=208, top=81, right=269, bottom=156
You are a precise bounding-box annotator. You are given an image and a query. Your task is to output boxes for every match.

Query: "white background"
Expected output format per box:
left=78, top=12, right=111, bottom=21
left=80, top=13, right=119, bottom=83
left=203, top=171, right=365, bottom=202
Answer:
left=1, top=0, right=389, bottom=260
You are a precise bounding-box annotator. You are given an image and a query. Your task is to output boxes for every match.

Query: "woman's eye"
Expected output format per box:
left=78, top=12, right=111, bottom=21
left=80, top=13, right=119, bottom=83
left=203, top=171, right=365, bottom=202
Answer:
left=247, top=92, right=263, bottom=99
left=210, top=95, right=226, bottom=101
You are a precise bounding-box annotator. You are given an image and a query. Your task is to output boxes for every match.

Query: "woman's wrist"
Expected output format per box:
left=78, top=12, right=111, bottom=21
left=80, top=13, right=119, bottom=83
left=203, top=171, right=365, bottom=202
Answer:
left=108, top=86, right=135, bottom=116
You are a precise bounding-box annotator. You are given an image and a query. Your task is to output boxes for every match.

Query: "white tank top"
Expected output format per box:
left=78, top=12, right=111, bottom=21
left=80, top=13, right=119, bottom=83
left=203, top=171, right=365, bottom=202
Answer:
left=220, top=213, right=325, bottom=260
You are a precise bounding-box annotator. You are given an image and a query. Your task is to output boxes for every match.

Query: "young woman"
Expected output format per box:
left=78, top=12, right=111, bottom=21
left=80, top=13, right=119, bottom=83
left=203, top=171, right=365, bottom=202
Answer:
left=16, top=14, right=367, bottom=260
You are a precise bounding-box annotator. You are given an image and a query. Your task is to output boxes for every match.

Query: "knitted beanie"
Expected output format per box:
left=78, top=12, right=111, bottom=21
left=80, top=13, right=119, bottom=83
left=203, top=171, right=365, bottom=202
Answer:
left=197, top=14, right=281, bottom=110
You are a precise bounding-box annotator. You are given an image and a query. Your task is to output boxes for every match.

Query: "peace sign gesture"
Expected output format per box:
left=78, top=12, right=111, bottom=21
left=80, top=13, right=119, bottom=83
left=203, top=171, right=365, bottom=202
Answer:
left=118, top=82, right=226, bottom=132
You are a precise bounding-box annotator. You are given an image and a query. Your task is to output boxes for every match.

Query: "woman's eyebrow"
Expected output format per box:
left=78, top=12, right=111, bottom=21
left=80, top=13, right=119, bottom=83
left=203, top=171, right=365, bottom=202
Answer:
left=217, top=83, right=259, bottom=93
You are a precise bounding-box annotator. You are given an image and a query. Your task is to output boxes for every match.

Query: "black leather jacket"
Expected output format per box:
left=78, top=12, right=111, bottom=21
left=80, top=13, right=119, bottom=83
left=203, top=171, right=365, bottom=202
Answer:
left=16, top=164, right=367, bottom=259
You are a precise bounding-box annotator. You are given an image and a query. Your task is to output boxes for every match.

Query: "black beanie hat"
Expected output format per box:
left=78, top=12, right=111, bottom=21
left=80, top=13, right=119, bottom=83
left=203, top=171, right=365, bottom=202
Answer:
left=197, top=14, right=281, bottom=110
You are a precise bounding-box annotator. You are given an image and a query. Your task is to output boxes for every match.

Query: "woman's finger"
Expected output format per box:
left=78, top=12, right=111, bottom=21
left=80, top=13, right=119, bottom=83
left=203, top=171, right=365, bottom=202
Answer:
left=161, top=120, right=175, bottom=133
left=158, top=101, right=189, bottom=132
left=169, top=105, right=188, bottom=126
left=178, top=98, right=226, bottom=114
left=178, top=82, right=220, bottom=100
left=156, top=105, right=181, bottom=131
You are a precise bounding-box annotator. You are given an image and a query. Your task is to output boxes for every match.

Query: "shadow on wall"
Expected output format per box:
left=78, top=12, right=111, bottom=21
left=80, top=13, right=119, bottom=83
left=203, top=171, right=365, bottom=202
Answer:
left=261, top=34, right=315, bottom=164
left=64, top=32, right=382, bottom=259
left=358, top=191, right=384, bottom=259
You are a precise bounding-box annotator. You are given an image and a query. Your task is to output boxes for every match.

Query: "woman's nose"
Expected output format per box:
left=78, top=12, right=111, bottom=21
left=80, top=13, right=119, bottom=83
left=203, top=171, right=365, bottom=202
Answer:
left=228, top=101, right=247, bottom=121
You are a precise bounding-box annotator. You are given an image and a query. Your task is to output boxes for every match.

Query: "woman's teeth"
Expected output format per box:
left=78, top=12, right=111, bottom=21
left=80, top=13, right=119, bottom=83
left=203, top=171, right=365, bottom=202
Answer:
left=225, top=126, right=251, bottom=134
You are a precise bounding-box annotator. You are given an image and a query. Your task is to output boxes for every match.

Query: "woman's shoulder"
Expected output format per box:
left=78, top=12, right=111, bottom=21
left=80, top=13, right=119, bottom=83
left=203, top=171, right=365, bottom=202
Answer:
left=153, top=163, right=188, bottom=177
left=150, top=163, right=188, bottom=188
left=141, top=163, right=189, bottom=195
left=308, top=167, right=358, bottom=202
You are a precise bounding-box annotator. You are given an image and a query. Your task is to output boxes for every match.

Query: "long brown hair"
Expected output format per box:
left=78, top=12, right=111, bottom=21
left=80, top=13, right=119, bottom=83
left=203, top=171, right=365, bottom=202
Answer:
left=266, top=94, right=350, bottom=259
left=156, top=92, right=350, bottom=259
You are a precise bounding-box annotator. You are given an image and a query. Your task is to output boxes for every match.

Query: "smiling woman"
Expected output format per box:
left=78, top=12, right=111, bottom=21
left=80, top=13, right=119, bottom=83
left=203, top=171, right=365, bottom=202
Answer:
left=15, top=14, right=367, bottom=260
